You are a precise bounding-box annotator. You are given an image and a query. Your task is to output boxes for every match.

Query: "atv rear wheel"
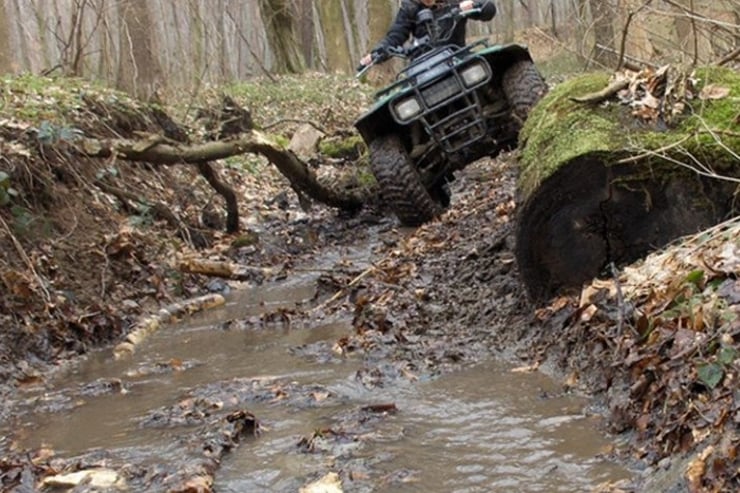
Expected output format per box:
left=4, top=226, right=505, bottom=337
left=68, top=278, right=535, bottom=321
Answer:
left=502, top=60, right=548, bottom=123
left=369, top=135, right=446, bottom=226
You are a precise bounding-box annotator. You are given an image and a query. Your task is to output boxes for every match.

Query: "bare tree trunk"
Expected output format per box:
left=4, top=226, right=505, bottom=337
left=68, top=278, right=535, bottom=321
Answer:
left=299, top=0, right=314, bottom=67
left=502, top=0, right=516, bottom=42
left=116, top=0, right=163, bottom=99
left=589, top=0, right=617, bottom=67
left=672, top=0, right=697, bottom=63
left=549, top=0, right=557, bottom=38
left=0, top=0, right=12, bottom=73
left=10, top=0, right=32, bottom=70
left=258, top=0, right=305, bottom=73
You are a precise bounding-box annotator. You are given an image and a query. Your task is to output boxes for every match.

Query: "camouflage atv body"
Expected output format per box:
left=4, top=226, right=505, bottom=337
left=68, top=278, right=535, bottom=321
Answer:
left=355, top=7, right=547, bottom=226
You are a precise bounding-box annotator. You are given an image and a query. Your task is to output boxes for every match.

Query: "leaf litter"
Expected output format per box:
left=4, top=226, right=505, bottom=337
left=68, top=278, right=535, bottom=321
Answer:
left=0, top=72, right=737, bottom=492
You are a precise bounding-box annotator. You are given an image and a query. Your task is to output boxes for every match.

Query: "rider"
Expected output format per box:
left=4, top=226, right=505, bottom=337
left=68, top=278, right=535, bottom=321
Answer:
left=359, top=0, right=497, bottom=68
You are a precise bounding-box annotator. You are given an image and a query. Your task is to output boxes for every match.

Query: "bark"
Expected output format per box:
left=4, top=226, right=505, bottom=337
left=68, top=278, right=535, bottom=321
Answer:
left=196, top=162, right=239, bottom=233
left=258, top=0, right=305, bottom=73
left=76, top=129, right=365, bottom=212
left=116, top=0, right=162, bottom=98
left=515, top=68, right=740, bottom=301
left=588, top=0, right=617, bottom=67
left=0, top=0, right=12, bottom=73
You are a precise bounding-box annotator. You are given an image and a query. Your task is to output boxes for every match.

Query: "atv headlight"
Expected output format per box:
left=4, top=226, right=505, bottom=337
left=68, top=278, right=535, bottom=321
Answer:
left=394, top=96, right=422, bottom=122
left=460, top=63, right=488, bottom=87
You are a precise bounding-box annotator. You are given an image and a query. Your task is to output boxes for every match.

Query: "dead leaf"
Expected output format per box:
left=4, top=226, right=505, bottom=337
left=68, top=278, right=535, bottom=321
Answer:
left=42, top=469, right=123, bottom=489
left=698, top=84, right=730, bottom=100
left=580, top=304, right=598, bottom=322
left=511, top=363, right=540, bottom=373
left=300, top=472, right=343, bottom=493
left=312, top=391, right=330, bottom=402
left=685, top=445, right=714, bottom=492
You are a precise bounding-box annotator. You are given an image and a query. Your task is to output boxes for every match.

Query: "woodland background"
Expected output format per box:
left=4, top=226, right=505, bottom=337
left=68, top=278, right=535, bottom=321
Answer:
left=0, top=0, right=738, bottom=99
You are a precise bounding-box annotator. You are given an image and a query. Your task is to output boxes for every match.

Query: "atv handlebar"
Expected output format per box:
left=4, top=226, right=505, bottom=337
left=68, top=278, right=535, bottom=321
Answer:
left=356, top=6, right=481, bottom=78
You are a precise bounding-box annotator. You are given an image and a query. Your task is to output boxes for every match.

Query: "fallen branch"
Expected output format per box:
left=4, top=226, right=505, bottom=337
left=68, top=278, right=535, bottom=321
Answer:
left=114, top=292, right=225, bottom=359
left=570, top=79, right=629, bottom=104
left=312, top=264, right=377, bottom=313
left=76, top=129, right=364, bottom=212
left=94, top=179, right=207, bottom=248
left=716, top=46, right=740, bottom=66
left=196, top=162, right=239, bottom=233
left=179, top=258, right=273, bottom=281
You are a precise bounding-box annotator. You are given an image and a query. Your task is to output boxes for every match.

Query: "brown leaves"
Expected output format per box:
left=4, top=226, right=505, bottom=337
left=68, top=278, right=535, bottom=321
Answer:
left=539, top=217, right=740, bottom=490
left=582, top=65, right=731, bottom=128
left=1, top=269, right=35, bottom=300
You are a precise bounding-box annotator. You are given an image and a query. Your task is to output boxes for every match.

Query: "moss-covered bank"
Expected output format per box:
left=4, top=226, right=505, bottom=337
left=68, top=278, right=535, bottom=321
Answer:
left=514, top=66, right=740, bottom=300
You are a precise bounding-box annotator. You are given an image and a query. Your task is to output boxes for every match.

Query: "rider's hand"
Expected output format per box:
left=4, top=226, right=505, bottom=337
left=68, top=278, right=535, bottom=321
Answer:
left=360, top=53, right=373, bottom=67
left=459, top=0, right=476, bottom=10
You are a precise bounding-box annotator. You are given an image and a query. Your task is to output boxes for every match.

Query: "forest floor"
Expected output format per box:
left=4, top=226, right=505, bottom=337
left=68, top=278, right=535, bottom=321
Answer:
left=0, top=70, right=738, bottom=492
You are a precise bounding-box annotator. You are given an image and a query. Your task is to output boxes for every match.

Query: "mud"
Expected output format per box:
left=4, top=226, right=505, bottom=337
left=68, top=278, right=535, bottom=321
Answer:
left=3, top=149, right=735, bottom=492
left=0, top=156, right=645, bottom=492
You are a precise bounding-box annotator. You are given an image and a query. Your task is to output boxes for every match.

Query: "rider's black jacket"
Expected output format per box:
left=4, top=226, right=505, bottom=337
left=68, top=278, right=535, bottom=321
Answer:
left=373, top=0, right=496, bottom=55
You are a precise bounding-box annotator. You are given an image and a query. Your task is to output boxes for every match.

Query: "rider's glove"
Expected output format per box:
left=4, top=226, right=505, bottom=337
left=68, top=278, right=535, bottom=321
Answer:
left=371, top=46, right=390, bottom=64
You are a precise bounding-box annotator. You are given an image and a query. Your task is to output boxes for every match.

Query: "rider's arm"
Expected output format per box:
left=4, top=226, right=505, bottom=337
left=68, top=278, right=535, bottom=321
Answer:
left=372, top=1, right=417, bottom=55
left=360, top=1, right=417, bottom=67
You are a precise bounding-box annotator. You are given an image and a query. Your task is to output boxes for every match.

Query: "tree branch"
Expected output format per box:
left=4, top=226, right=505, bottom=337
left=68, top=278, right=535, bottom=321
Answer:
left=76, top=130, right=364, bottom=211
left=196, top=162, right=239, bottom=233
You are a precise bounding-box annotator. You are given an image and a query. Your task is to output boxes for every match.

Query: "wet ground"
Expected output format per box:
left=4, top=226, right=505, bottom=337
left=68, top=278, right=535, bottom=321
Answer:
left=0, top=158, right=640, bottom=492
left=4, top=270, right=629, bottom=492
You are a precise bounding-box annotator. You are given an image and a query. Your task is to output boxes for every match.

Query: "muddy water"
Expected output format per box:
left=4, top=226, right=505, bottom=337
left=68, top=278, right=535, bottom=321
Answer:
left=9, top=273, right=631, bottom=492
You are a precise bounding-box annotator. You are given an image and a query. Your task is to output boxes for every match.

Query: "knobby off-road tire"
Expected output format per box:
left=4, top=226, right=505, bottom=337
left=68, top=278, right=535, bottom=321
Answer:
left=370, top=134, right=446, bottom=227
left=502, top=60, right=548, bottom=123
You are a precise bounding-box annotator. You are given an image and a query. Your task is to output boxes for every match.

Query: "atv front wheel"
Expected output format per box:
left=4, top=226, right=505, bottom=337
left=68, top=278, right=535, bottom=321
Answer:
left=369, top=135, right=446, bottom=226
left=502, top=60, right=548, bottom=123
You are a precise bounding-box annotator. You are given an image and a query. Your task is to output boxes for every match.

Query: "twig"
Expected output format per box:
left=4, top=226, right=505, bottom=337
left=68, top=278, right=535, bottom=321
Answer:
left=312, top=264, right=378, bottom=312
left=716, top=47, right=740, bottom=66
left=617, top=135, right=692, bottom=163
left=595, top=43, right=653, bottom=70
left=616, top=1, right=654, bottom=71
left=570, top=79, right=629, bottom=104
left=0, top=215, right=51, bottom=303
left=689, top=0, right=699, bottom=66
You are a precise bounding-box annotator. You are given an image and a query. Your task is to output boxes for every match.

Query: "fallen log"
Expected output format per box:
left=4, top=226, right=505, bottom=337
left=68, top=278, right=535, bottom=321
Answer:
left=515, top=66, right=740, bottom=301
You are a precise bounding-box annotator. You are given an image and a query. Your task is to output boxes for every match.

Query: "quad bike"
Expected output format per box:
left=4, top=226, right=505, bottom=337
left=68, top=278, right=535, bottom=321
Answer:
left=354, top=6, right=547, bottom=226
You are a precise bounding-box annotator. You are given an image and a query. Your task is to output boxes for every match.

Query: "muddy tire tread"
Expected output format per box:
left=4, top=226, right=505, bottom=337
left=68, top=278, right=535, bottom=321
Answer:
left=370, top=135, right=445, bottom=226
left=502, top=61, right=548, bottom=122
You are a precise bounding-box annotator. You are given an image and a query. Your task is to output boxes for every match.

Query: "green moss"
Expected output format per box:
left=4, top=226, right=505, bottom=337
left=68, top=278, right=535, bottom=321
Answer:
left=0, top=73, right=140, bottom=127
left=518, top=67, right=740, bottom=199
left=231, top=230, right=260, bottom=248
left=519, top=72, right=624, bottom=197
left=318, top=135, right=364, bottom=158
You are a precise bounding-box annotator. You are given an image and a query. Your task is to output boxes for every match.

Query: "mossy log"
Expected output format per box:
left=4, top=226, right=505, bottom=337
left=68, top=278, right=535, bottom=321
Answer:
left=515, top=67, right=740, bottom=301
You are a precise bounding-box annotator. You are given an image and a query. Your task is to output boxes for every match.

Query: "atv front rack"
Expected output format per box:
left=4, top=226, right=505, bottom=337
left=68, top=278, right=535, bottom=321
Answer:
left=381, top=41, right=492, bottom=155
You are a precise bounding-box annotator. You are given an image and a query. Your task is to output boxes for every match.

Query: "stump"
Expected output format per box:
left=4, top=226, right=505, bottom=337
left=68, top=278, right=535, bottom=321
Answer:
left=515, top=67, right=740, bottom=301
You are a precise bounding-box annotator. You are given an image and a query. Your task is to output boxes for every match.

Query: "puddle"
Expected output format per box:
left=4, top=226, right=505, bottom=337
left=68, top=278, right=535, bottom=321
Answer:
left=216, top=361, right=630, bottom=492
left=5, top=264, right=631, bottom=491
